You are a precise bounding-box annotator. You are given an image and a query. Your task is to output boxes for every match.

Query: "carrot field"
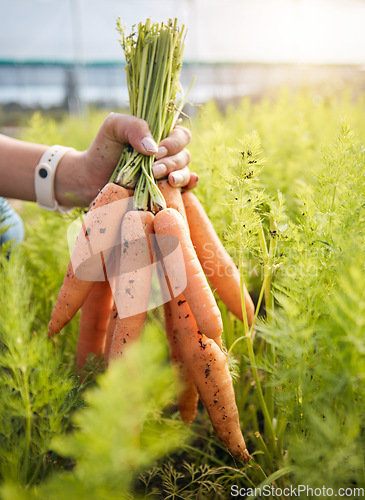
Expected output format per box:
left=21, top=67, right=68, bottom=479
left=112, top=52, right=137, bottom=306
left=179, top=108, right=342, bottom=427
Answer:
left=1, top=87, right=365, bottom=499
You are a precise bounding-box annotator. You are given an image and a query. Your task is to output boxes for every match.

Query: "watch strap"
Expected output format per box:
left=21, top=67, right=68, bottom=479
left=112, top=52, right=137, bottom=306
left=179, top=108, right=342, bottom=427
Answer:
left=35, top=145, right=75, bottom=213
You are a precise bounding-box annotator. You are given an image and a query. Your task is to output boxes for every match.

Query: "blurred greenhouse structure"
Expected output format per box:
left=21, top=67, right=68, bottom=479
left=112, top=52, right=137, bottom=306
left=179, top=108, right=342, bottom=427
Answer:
left=1, top=0, right=365, bottom=113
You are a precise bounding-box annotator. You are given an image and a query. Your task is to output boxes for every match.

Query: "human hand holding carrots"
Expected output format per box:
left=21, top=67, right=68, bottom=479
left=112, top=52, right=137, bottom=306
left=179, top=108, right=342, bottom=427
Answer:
left=0, top=117, right=195, bottom=206
left=54, top=114, right=197, bottom=208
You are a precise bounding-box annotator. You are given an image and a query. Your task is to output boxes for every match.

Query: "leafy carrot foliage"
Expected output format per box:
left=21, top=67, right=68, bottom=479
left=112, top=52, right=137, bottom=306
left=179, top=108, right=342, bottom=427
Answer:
left=1, top=87, right=365, bottom=498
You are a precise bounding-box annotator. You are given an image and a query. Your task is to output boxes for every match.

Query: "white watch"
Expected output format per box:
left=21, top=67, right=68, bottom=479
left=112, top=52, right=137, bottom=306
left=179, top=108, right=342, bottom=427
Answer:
left=34, top=145, right=75, bottom=213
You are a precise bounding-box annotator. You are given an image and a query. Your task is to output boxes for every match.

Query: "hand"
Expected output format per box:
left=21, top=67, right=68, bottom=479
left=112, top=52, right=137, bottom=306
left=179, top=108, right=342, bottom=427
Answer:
left=57, top=113, right=198, bottom=207
left=153, top=125, right=198, bottom=191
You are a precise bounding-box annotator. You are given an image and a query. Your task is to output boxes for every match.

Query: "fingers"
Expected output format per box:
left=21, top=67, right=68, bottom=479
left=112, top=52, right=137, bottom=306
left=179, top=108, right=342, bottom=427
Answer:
left=90, top=114, right=197, bottom=189
left=166, top=166, right=191, bottom=188
left=151, top=125, right=197, bottom=189
left=152, top=148, right=191, bottom=179
left=169, top=168, right=199, bottom=190
left=103, top=113, right=159, bottom=156
left=154, top=165, right=198, bottom=189
left=182, top=172, right=199, bottom=191
left=101, top=115, right=191, bottom=160
left=152, top=125, right=193, bottom=187
left=152, top=125, right=192, bottom=187
left=155, top=126, right=192, bottom=160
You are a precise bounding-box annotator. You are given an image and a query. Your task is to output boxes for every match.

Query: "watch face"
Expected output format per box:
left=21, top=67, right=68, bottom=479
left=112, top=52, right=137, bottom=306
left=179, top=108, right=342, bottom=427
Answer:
left=39, top=167, right=48, bottom=178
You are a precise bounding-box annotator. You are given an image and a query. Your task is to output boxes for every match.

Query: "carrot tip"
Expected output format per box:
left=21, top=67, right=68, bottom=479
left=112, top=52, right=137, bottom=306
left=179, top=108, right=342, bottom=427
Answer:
left=47, top=324, right=57, bottom=338
left=242, top=450, right=252, bottom=463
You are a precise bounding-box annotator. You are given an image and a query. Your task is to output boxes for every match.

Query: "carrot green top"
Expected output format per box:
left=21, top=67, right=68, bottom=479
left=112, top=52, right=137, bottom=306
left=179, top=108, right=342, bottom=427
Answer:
left=110, top=18, right=187, bottom=212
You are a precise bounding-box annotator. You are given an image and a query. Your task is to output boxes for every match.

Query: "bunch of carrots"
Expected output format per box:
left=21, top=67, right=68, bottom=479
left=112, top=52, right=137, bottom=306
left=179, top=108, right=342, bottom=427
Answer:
left=48, top=19, right=255, bottom=463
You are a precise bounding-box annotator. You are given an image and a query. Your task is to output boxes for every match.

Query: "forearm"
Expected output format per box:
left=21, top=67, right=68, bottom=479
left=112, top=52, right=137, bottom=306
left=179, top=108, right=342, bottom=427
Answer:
left=0, top=134, right=90, bottom=207
left=0, top=134, right=48, bottom=202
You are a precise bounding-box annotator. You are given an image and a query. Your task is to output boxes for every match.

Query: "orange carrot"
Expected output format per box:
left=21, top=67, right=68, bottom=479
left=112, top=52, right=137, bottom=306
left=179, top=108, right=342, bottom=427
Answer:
left=107, top=210, right=154, bottom=362
left=170, top=294, right=251, bottom=462
left=48, top=183, right=132, bottom=337
left=183, top=191, right=255, bottom=326
left=157, top=179, right=189, bottom=228
left=163, top=301, right=199, bottom=424
left=153, top=208, right=223, bottom=345
left=103, top=300, right=118, bottom=359
left=76, top=280, right=113, bottom=370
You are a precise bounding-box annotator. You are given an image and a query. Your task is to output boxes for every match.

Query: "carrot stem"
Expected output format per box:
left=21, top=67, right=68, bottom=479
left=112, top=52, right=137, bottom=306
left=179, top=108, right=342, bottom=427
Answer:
left=22, top=369, right=32, bottom=484
left=111, top=19, right=187, bottom=212
left=227, top=334, right=250, bottom=357
left=27, top=454, right=44, bottom=488
left=255, top=431, right=275, bottom=472
left=264, top=218, right=278, bottom=425
left=251, top=272, right=270, bottom=328
left=245, top=327, right=277, bottom=454
left=239, top=257, right=250, bottom=336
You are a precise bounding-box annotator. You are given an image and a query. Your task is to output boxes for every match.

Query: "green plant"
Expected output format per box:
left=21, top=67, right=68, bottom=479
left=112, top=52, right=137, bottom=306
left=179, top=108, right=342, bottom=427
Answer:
left=1, top=87, right=365, bottom=499
left=164, top=91, right=365, bottom=497
left=260, top=123, right=365, bottom=491
left=0, top=252, right=78, bottom=488
left=111, top=18, right=187, bottom=211
left=1, top=324, right=190, bottom=500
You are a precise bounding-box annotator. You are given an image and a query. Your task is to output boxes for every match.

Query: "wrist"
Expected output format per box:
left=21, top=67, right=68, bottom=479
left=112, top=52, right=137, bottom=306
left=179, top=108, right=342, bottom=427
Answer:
left=55, top=150, right=103, bottom=207
left=54, top=149, right=87, bottom=207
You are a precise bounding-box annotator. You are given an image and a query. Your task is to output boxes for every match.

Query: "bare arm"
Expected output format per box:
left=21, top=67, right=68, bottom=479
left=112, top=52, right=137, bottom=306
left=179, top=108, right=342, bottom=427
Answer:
left=0, top=134, right=48, bottom=202
left=0, top=113, right=197, bottom=207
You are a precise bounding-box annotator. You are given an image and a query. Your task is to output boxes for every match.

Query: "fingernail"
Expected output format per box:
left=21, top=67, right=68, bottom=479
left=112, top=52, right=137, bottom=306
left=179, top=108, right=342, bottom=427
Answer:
left=152, top=164, right=167, bottom=179
left=170, top=172, right=184, bottom=186
left=141, top=136, right=159, bottom=153
left=155, top=146, right=168, bottom=160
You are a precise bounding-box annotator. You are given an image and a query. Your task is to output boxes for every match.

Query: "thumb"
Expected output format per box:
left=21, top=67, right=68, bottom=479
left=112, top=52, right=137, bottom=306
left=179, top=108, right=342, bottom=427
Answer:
left=107, top=113, right=158, bottom=156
